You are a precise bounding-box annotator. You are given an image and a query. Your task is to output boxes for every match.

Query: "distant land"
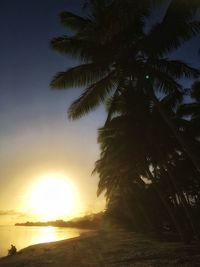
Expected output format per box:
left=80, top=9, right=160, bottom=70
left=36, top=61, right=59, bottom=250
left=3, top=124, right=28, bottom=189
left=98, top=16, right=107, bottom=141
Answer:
left=15, top=212, right=103, bottom=229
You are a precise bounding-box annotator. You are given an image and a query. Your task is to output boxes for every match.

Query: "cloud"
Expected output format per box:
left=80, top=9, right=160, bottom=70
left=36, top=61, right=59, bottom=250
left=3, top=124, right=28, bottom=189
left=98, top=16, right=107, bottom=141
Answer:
left=0, top=210, right=23, bottom=216
left=0, top=210, right=36, bottom=225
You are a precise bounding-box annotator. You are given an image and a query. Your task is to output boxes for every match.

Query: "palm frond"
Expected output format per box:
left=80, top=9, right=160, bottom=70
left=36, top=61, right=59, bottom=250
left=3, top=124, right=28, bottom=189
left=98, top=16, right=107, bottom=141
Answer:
left=104, top=83, right=126, bottom=124
left=50, top=36, right=94, bottom=61
left=161, top=91, right=183, bottom=111
left=145, top=21, right=200, bottom=56
left=60, top=11, right=92, bottom=31
left=143, top=0, right=200, bottom=56
left=68, top=71, right=116, bottom=119
left=151, top=70, right=182, bottom=94
left=50, top=64, right=109, bottom=89
left=150, top=59, right=200, bottom=79
left=100, top=0, right=162, bottom=43
left=84, top=0, right=108, bottom=18
left=177, top=103, right=200, bottom=117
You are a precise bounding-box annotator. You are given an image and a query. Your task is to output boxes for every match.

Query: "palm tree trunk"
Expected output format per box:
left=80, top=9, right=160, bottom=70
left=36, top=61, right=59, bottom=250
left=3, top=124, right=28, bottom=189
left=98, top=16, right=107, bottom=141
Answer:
left=146, top=168, right=185, bottom=242
left=130, top=186, right=155, bottom=231
left=131, top=193, right=154, bottom=231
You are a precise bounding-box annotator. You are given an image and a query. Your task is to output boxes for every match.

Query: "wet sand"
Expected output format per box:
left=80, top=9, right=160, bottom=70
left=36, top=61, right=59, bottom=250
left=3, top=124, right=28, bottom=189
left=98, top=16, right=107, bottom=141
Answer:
left=0, top=230, right=200, bottom=267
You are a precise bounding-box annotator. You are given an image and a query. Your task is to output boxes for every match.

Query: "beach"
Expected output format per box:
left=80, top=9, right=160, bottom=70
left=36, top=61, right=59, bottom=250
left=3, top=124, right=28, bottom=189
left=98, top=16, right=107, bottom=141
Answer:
left=0, top=230, right=200, bottom=267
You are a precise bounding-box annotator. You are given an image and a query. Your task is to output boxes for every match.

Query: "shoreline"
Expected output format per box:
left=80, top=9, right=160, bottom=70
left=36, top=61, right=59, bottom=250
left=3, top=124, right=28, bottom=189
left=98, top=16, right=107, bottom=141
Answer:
left=0, top=225, right=95, bottom=259
left=0, top=228, right=96, bottom=259
left=0, top=230, right=200, bottom=266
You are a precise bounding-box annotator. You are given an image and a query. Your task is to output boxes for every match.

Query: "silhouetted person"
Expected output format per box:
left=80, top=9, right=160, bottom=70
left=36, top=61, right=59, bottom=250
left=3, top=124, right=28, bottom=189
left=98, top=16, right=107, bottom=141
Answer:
left=8, top=244, right=17, bottom=256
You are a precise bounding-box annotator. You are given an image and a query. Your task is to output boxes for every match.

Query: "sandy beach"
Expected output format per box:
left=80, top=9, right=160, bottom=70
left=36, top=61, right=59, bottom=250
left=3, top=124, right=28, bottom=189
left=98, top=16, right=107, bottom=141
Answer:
left=0, top=230, right=200, bottom=267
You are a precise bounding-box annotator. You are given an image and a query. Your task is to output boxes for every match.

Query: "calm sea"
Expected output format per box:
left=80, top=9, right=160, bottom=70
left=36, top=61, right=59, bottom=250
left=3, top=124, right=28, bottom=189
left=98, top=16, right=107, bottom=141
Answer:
left=0, top=225, right=84, bottom=257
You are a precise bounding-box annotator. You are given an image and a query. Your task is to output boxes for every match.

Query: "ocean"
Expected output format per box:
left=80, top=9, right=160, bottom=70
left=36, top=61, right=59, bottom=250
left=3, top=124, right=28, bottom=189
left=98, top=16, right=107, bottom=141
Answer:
left=0, top=225, right=84, bottom=257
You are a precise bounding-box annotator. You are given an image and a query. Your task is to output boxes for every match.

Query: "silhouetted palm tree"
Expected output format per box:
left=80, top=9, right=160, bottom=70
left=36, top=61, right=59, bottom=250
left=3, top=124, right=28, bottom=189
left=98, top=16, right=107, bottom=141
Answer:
left=51, top=0, right=200, bottom=117
left=96, top=93, right=200, bottom=240
left=93, top=87, right=190, bottom=239
left=51, top=0, right=200, bottom=171
left=50, top=0, right=200, bottom=239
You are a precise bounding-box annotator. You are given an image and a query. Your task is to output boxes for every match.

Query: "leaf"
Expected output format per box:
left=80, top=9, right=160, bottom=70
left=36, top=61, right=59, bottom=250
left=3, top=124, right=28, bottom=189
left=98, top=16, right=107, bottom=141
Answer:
left=143, top=0, right=200, bottom=56
left=152, top=70, right=182, bottom=94
left=150, top=59, right=200, bottom=79
left=68, top=71, right=116, bottom=119
left=177, top=103, right=200, bottom=117
left=50, top=64, right=109, bottom=89
left=50, top=36, right=94, bottom=61
left=59, top=11, right=92, bottom=31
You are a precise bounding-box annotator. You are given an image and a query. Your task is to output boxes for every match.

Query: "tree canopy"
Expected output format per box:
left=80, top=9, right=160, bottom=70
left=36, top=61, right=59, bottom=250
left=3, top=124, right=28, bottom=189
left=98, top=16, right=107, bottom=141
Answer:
left=51, top=0, right=200, bottom=242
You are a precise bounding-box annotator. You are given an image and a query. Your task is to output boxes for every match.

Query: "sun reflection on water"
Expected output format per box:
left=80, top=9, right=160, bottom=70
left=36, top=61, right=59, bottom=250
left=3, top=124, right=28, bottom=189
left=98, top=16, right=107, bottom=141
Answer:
left=29, top=226, right=58, bottom=244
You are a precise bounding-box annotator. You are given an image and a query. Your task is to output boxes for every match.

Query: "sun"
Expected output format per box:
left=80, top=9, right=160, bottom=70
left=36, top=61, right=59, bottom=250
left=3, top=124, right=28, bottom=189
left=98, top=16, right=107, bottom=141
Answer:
left=29, top=174, right=80, bottom=221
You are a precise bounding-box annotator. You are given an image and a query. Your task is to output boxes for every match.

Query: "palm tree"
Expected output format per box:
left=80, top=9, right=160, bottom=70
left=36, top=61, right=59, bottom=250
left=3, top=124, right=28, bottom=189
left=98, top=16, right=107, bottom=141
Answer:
left=94, top=85, right=200, bottom=240
left=93, top=87, right=182, bottom=238
left=51, top=0, right=200, bottom=239
left=51, top=0, right=200, bottom=172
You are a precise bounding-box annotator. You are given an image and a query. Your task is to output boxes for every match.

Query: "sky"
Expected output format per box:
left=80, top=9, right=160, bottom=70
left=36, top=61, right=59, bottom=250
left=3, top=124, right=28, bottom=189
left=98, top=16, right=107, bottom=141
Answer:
left=0, top=0, right=106, bottom=225
left=0, top=0, right=199, bottom=225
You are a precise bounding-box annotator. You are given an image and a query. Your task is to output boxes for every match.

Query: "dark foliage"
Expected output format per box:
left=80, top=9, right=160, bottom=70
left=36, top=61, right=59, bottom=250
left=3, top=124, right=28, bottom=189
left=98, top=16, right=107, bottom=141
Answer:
left=50, top=0, right=200, bottom=242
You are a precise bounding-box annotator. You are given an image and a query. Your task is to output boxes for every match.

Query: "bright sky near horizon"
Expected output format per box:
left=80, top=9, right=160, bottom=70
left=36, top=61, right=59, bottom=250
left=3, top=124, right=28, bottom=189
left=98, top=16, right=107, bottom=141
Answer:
left=0, top=0, right=106, bottom=225
left=0, top=0, right=199, bottom=225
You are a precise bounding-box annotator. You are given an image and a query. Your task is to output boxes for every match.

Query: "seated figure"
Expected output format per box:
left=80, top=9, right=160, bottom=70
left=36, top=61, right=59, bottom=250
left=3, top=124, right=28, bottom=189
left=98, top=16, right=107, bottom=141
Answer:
left=8, top=244, right=17, bottom=256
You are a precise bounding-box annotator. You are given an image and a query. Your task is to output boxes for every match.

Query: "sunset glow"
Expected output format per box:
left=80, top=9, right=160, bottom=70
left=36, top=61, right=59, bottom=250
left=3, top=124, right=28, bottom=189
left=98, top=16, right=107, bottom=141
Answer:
left=29, top=174, right=80, bottom=221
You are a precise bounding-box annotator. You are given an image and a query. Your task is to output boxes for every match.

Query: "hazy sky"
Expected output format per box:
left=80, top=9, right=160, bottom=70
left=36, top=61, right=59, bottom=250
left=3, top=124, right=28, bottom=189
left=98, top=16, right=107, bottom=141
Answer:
left=0, top=0, right=107, bottom=224
left=0, top=0, right=199, bottom=224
